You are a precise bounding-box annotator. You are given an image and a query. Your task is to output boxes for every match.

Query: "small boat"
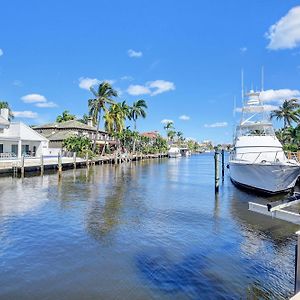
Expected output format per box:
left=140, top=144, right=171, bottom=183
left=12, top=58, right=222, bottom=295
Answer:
left=180, top=147, right=191, bottom=157
left=228, top=90, right=300, bottom=194
left=168, top=147, right=181, bottom=158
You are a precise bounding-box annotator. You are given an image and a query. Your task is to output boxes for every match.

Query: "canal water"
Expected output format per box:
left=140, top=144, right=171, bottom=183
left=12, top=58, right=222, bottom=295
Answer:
left=0, top=154, right=298, bottom=299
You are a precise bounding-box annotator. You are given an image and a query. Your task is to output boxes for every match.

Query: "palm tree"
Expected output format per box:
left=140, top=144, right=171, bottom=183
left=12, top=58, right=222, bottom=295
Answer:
left=56, top=110, right=76, bottom=123
left=164, top=121, right=174, bottom=131
left=129, top=99, right=147, bottom=131
left=0, top=101, right=14, bottom=121
left=129, top=100, right=147, bottom=154
left=103, top=101, right=130, bottom=155
left=167, top=130, right=176, bottom=142
left=271, top=99, right=300, bottom=128
left=88, top=82, right=118, bottom=151
left=78, top=113, right=89, bottom=124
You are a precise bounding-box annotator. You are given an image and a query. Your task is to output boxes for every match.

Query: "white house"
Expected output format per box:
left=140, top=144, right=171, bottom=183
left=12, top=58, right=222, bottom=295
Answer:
left=0, top=108, right=49, bottom=158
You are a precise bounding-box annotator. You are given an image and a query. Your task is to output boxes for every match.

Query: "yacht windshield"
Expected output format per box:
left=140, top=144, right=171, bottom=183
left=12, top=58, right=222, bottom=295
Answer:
left=236, top=123, right=275, bottom=137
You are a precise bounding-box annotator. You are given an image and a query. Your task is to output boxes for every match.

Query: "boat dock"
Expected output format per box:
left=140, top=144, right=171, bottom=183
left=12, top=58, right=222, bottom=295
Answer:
left=0, top=153, right=168, bottom=176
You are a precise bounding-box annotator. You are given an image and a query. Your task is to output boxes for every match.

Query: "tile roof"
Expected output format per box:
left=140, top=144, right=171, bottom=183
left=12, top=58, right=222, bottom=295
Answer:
left=33, top=120, right=106, bottom=133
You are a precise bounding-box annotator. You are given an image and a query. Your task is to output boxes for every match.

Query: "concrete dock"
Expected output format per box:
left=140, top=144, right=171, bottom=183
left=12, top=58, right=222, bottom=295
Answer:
left=0, top=153, right=168, bottom=176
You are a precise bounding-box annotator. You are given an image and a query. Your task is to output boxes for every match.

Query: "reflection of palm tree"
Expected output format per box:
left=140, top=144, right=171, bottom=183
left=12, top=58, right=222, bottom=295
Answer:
left=85, top=167, right=125, bottom=240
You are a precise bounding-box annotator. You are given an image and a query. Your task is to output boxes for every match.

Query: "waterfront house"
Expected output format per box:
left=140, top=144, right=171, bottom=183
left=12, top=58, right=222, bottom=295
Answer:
left=141, top=131, right=160, bottom=139
left=33, top=119, right=116, bottom=150
left=0, top=109, right=49, bottom=158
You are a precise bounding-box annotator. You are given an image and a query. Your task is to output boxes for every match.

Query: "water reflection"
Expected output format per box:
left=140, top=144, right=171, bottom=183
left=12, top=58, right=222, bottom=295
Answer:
left=0, top=156, right=297, bottom=299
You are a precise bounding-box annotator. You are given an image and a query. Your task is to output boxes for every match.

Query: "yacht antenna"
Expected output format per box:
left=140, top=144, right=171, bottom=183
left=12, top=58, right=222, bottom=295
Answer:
left=261, top=66, right=264, bottom=91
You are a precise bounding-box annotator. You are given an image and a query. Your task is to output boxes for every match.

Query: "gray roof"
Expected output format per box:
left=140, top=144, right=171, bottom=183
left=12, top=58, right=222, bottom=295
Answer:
left=33, top=120, right=106, bottom=133
left=45, top=131, right=76, bottom=141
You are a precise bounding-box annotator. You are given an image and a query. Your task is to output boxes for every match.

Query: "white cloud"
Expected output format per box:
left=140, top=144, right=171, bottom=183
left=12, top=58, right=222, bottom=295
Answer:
left=179, top=115, right=190, bottom=121
left=127, top=80, right=175, bottom=96
left=161, top=119, right=174, bottom=124
left=21, top=93, right=46, bottom=103
left=240, top=47, right=247, bottom=53
left=0, top=49, right=3, bottom=56
left=204, top=122, right=228, bottom=128
left=78, top=77, right=100, bottom=90
left=148, top=80, right=175, bottom=96
left=127, top=85, right=151, bottom=96
left=260, top=89, right=300, bottom=102
left=21, top=93, right=57, bottom=108
left=13, top=111, right=38, bottom=118
left=121, top=75, right=134, bottom=81
left=35, top=101, right=58, bottom=108
left=266, top=6, right=300, bottom=50
left=128, top=49, right=143, bottom=58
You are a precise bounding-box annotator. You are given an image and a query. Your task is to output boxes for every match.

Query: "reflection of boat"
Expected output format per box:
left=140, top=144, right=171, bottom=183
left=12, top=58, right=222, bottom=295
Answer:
left=228, top=90, right=300, bottom=194
left=168, top=147, right=181, bottom=158
left=180, top=147, right=191, bottom=157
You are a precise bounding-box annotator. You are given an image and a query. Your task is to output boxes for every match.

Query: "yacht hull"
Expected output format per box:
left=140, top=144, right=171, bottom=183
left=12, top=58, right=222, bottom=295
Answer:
left=229, top=162, right=300, bottom=194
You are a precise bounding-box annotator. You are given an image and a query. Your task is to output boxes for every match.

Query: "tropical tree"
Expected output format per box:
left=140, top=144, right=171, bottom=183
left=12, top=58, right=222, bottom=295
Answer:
left=167, top=130, right=176, bottom=142
left=56, top=110, right=76, bottom=123
left=0, top=101, right=14, bottom=121
left=129, top=99, right=147, bottom=130
left=63, top=135, right=93, bottom=157
left=270, top=99, right=300, bottom=128
left=88, top=82, right=118, bottom=151
left=78, top=113, right=89, bottom=125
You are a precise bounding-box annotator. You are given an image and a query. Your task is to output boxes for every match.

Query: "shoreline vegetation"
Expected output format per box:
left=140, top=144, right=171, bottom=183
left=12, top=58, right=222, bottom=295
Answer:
left=0, top=81, right=209, bottom=177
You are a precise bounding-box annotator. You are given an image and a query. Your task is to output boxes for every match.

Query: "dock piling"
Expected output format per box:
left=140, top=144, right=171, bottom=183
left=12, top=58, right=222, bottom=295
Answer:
left=214, top=151, right=220, bottom=192
left=86, top=152, right=89, bottom=168
left=58, top=153, right=62, bottom=176
left=73, top=152, right=76, bottom=169
left=221, top=149, right=225, bottom=180
left=40, top=155, right=44, bottom=175
left=21, top=155, right=25, bottom=177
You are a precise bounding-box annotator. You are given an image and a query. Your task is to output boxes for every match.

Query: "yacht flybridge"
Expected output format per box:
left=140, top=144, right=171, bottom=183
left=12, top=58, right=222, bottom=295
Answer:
left=228, top=90, right=300, bottom=194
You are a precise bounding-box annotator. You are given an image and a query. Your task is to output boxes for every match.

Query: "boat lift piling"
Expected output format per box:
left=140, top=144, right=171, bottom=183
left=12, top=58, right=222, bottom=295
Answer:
left=214, top=151, right=220, bottom=192
left=221, top=149, right=225, bottom=180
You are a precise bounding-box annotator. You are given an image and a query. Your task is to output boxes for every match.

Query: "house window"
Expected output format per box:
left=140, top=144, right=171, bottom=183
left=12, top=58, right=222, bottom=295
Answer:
left=0, top=144, right=3, bottom=153
left=11, top=144, right=18, bottom=155
left=22, top=145, right=29, bottom=155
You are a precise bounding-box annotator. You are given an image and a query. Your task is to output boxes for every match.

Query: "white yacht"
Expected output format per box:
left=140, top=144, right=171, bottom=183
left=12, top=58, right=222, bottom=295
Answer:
left=228, top=90, right=300, bottom=194
left=168, top=147, right=181, bottom=158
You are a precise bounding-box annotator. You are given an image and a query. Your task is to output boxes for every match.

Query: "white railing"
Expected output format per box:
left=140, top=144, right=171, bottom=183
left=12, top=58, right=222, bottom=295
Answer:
left=0, top=153, right=17, bottom=160
left=230, top=150, right=299, bottom=164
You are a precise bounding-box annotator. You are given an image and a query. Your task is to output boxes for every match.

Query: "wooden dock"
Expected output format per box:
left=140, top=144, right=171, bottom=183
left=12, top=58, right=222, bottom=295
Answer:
left=0, top=153, right=168, bottom=176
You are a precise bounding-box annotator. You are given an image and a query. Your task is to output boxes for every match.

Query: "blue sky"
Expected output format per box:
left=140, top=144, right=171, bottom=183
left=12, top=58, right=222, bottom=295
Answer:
left=1, top=0, right=300, bottom=143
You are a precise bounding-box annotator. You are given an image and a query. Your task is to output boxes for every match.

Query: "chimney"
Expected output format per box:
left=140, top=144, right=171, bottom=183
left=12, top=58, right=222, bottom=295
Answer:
left=87, top=117, right=94, bottom=127
left=0, top=108, right=9, bottom=121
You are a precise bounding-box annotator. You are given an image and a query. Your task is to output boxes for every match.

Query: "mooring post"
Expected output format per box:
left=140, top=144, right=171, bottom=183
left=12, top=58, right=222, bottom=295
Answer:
left=214, top=151, right=220, bottom=192
left=21, top=155, right=25, bottom=177
left=40, top=155, right=44, bottom=175
left=86, top=152, right=89, bottom=168
left=295, top=231, right=300, bottom=295
left=221, top=149, right=225, bottom=180
left=73, top=152, right=76, bottom=169
left=58, top=153, right=62, bottom=176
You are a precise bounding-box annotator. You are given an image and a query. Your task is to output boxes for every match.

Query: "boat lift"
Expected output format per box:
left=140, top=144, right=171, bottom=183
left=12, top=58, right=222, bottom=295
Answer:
left=249, top=193, right=300, bottom=298
left=249, top=193, right=300, bottom=225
